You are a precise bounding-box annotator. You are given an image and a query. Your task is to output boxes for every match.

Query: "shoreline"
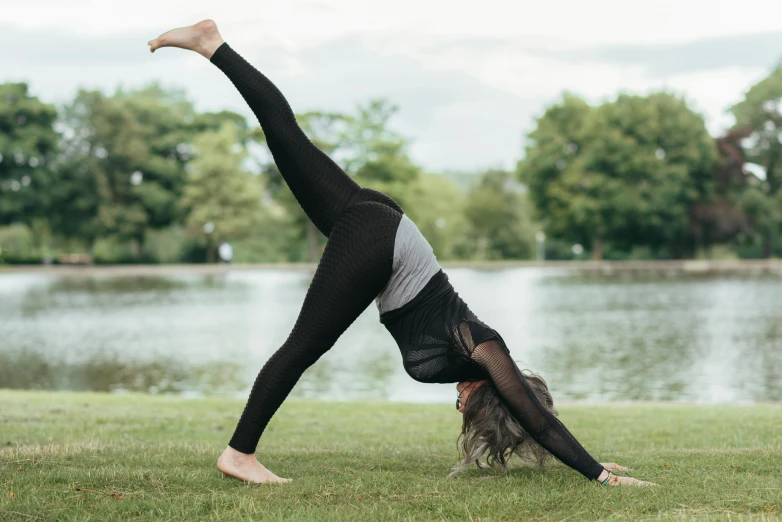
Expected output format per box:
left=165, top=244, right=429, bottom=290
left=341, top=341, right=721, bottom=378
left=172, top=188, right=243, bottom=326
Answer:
left=1, top=258, right=781, bottom=276
left=1, top=388, right=778, bottom=407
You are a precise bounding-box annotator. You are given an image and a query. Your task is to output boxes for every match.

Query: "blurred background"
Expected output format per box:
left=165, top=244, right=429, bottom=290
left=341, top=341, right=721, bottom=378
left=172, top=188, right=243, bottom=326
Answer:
left=1, top=0, right=781, bottom=404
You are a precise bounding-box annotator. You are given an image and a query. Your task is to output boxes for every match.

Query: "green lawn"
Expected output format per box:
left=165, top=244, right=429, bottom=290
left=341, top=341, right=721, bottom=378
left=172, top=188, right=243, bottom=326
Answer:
left=1, top=391, right=781, bottom=521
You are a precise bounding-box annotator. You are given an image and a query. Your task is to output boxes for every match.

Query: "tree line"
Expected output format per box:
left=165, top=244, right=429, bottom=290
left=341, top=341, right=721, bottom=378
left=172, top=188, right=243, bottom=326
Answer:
left=1, top=66, right=781, bottom=264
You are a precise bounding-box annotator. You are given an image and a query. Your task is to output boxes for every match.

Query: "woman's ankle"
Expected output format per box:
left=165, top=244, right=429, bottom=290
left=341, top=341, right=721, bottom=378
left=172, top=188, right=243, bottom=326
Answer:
left=221, top=445, right=253, bottom=461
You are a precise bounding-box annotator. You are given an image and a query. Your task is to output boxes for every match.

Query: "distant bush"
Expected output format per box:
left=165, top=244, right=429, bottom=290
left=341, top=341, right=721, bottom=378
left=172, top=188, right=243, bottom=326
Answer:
left=0, top=224, right=42, bottom=264
left=145, top=226, right=193, bottom=264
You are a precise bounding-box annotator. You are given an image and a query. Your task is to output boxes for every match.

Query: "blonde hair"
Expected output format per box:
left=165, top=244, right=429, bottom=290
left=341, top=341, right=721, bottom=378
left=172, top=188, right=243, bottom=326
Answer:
left=450, top=371, right=556, bottom=476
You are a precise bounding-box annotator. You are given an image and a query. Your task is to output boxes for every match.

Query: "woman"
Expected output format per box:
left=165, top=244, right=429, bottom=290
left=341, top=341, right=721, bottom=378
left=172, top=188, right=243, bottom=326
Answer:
left=148, top=20, right=652, bottom=487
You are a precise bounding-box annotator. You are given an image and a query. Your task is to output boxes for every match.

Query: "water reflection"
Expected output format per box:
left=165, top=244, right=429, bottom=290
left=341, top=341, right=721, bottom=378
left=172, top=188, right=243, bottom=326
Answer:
left=0, top=350, right=244, bottom=394
left=1, top=269, right=781, bottom=403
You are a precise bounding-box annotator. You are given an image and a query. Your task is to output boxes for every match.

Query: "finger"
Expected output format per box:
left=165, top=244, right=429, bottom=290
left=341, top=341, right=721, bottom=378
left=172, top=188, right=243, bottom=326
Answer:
left=601, top=463, right=630, bottom=472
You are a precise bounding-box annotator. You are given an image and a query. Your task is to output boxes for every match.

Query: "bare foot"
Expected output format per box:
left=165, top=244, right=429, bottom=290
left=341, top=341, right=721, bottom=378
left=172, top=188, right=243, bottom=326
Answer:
left=217, top=446, right=292, bottom=484
left=148, top=19, right=225, bottom=59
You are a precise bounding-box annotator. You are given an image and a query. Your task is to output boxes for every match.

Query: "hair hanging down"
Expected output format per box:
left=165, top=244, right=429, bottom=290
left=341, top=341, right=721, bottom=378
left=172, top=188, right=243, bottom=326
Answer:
left=450, top=370, right=556, bottom=476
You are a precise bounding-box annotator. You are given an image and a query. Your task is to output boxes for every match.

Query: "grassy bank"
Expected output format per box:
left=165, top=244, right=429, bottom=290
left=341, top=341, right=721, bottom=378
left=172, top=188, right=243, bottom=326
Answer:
left=1, top=391, right=781, bottom=521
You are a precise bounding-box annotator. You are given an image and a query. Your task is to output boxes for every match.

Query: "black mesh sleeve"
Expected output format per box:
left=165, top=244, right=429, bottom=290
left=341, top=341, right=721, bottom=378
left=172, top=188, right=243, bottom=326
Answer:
left=471, top=341, right=605, bottom=480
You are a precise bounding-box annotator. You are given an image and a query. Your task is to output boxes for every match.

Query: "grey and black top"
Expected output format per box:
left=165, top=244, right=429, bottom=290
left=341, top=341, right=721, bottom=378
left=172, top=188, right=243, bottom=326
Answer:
left=375, top=215, right=441, bottom=315
left=210, top=42, right=604, bottom=481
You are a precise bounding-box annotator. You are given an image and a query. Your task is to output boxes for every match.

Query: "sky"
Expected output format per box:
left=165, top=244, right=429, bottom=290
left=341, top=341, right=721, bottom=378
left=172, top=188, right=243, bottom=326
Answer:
left=2, top=0, right=782, bottom=172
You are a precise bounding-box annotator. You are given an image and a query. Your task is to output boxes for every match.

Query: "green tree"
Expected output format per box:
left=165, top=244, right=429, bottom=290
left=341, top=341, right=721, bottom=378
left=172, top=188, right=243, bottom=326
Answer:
left=735, top=183, right=782, bottom=258
left=520, top=92, right=716, bottom=259
left=181, top=123, right=263, bottom=263
left=54, top=87, right=187, bottom=257
left=518, top=95, right=595, bottom=255
left=52, top=89, right=139, bottom=252
left=0, top=83, right=59, bottom=226
left=690, top=128, right=752, bottom=255
left=347, top=100, right=421, bottom=208
left=53, top=85, right=245, bottom=259
left=731, top=66, right=782, bottom=257
left=404, top=173, right=468, bottom=261
left=462, top=169, right=535, bottom=260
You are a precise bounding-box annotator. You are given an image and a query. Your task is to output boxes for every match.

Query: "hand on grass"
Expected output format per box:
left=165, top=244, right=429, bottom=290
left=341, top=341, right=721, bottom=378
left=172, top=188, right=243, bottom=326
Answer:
left=600, top=462, right=629, bottom=472
left=598, top=463, right=656, bottom=486
left=607, top=475, right=656, bottom=486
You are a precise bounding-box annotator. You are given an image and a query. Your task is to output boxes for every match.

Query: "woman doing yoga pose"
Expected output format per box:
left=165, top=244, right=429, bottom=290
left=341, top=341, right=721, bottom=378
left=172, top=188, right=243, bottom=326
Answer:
left=148, top=20, right=652, bottom=487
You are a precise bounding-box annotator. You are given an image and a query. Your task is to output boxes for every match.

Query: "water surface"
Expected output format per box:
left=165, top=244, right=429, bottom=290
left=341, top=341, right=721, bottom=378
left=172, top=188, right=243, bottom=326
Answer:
left=1, top=268, right=780, bottom=403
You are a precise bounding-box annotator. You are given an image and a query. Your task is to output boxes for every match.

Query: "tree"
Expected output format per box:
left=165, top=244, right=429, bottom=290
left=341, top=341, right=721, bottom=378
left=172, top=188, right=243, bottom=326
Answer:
left=53, top=84, right=245, bottom=259
left=0, top=83, right=59, bottom=226
left=347, top=100, right=421, bottom=209
left=404, top=172, right=468, bottom=261
left=690, top=128, right=752, bottom=252
left=181, top=123, right=263, bottom=262
left=53, top=89, right=146, bottom=252
left=731, top=66, right=782, bottom=257
left=54, top=87, right=189, bottom=257
left=518, top=95, right=597, bottom=255
left=520, top=92, right=716, bottom=259
left=462, top=170, right=535, bottom=260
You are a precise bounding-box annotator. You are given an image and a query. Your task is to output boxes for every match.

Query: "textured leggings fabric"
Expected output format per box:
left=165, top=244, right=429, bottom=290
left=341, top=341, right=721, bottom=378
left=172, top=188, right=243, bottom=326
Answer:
left=212, top=43, right=402, bottom=453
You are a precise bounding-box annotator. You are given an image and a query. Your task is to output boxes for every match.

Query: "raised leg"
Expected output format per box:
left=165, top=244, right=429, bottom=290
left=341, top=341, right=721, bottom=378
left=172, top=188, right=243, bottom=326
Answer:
left=149, top=20, right=403, bottom=235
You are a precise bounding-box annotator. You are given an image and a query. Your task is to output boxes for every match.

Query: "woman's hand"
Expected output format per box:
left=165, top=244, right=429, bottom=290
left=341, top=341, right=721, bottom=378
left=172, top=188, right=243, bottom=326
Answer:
left=600, top=462, right=629, bottom=472
left=606, top=475, right=656, bottom=486
left=598, top=463, right=656, bottom=486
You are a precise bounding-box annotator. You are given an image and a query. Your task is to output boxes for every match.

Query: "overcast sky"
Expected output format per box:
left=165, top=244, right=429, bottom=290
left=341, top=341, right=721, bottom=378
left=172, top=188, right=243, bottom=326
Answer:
left=2, top=0, right=782, bottom=171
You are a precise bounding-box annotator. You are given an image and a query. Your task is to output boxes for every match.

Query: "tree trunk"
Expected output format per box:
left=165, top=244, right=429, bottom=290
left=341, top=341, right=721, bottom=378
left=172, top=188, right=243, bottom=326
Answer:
left=87, top=236, right=96, bottom=264
left=135, top=233, right=145, bottom=262
left=763, top=232, right=773, bottom=259
left=476, top=236, right=488, bottom=260
left=307, top=220, right=319, bottom=263
left=591, top=238, right=604, bottom=261
left=206, top=244, right=216, bottom=264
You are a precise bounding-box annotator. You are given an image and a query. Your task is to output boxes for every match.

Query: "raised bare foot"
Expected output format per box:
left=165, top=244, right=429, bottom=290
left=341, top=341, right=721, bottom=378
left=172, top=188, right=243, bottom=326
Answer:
left=217, top=446, right=292, bottom=484
left=148, top=19, right=225, bottom=59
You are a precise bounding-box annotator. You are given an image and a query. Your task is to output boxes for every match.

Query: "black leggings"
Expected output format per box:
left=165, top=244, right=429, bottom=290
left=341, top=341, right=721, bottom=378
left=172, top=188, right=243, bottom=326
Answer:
left=211, top=43, right=402, bottom=453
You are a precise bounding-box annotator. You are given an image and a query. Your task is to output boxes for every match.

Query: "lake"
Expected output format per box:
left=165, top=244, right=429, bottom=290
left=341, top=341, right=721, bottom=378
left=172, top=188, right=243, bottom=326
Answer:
left=1, top=267, right=780, bottom=404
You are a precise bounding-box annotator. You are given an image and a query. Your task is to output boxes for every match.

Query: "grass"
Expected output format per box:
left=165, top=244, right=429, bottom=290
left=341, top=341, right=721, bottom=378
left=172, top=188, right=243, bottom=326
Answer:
left=1, top=391, right=781, bottom=521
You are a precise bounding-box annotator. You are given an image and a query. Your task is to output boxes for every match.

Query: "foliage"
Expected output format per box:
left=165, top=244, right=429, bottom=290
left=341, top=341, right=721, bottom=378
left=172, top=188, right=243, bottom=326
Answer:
left=461, top=169, right=536, bottom=260
left=404, top=172, right=468, bottom=261
left=730, top=66, right=782, bottom=257
left=2, top=71, right=781, bottom=264
left=0, top=83, right=59, bottom=227
left=520, top=92, right=717, bottom=259
left=0, top=223, right=39, bottom=263
left=52, top=86, right=192, bottom=256
left=181, top=123, right=264, bottom=262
